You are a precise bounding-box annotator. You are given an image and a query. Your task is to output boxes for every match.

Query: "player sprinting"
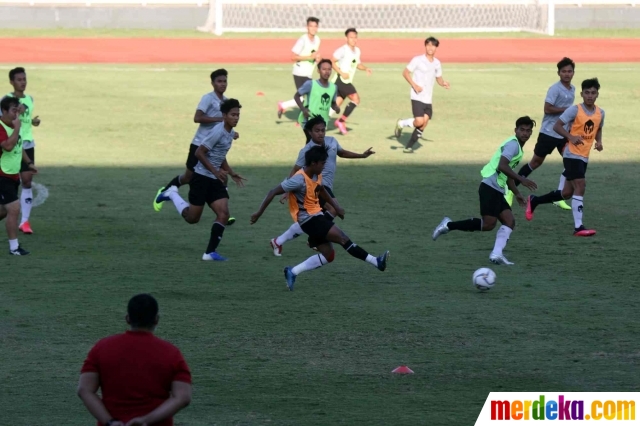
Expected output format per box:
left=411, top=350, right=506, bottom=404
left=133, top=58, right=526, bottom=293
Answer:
left=514, top=57, right=576, bottom=210
left=155, top=99, right=246, bottom=261
left=250, top=145, right=389, bottom=291
left=0, top=96, right=37, bottom=255
left=329, top=28, right=372, bottom=135
left=6, top=68, right=41, bottom=234
left=296, top=59, right=340, bottom=139
left=269, top=115, right=375, bottom=256
left=432, top=116, right=538, bottom=265
left=526, top=78, right=604, bottom=237
left=394, top=37, right=450, bottom=154
left=277, top=17, right=321, bottom=120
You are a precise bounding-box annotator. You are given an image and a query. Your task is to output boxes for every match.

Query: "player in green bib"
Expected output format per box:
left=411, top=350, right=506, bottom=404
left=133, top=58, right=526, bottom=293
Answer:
left=294, top=59, right=339, bottom=142
left=432, top=116, right=538, bottom=265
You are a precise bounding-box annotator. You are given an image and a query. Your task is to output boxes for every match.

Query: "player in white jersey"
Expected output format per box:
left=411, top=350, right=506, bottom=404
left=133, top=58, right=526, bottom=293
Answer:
left=395, top=37, right=450, bottom=154
left=329, top=28, right=372, bottom=135
left=277, top=17, right=321, bottom=122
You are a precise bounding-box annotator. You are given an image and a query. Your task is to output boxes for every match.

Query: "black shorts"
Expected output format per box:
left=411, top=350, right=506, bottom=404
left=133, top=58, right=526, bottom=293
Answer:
left=411, top=100, right=433, bottom=119
left=301, top=215, right=334, bottom=248
left=185, top=144, right=199, bottom=172
left=319, top=186, right=335, bottom=209
left=534, top=133, right=566, bottom=158
left=479, top=182, right=511, bottom=218
left=294, top=75, right=311, bottom=90
left=335, top=77, right=357, bottom=98
left=562, top=158, right=588, bottom=181
left=20, top=147, right=35, bottom=173
left=0, top=176, right=20, bottom=205
left=188, top=173, right=229, bottom=206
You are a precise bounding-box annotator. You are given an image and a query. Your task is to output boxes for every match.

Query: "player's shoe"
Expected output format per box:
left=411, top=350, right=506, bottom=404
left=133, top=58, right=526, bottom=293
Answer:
left=284, top=266, right=296, bottom=291
left=153, top=187, right=167, bottom=212
left=227, top=217, right=236, bottom=226
left=376, top=250, right=390, bottom=272
left=504, top=190, right=514, bottom=207
left=489, top=253, right=514, bottom=265
left=403, top=147, right=414, bottom=154
left=432, top=217, right=451, bottom=241
left=19, top=221, right=33, bottom=234
left=270, top=238, right=283, bottom=256
left=553, top=200, right=572, bottom=210
left=202, top=252, right=228, bottom=261
left=335, top=119, right=348, bottom=135
left=574, top=226, right=596, bottom=237
left=277, top=102, right=284, bottom=119
left=394, top=119, right=403, bottom=139
left=525, top=195, right=535, bottom=221
left=155, top=185, right=176, bottom=209
left=9, top=246, right=30, bottom=256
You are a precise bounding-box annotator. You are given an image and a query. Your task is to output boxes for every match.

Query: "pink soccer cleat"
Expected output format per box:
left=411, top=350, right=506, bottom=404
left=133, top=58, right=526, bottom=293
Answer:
left=19, top=221, right=33, bottom=234
left=334, top=119, right=348, bottom=135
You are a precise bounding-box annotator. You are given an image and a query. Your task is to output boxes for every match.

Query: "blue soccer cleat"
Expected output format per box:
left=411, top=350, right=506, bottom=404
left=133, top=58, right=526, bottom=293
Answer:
left=377, top=250, right=390, bottom=272
left=284, top=266, right=297, bottom=291
left=154, top=185, right=176, bottom=211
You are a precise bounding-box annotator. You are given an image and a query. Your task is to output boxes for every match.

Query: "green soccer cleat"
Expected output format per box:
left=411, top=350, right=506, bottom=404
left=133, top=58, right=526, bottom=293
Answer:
left=553, top=200, right=572, bottom=210
left=153, top=187, right=165, bottom=212
left=504, top=190, right=514, bottom=207
left=227, top=217, right=236, bottom=226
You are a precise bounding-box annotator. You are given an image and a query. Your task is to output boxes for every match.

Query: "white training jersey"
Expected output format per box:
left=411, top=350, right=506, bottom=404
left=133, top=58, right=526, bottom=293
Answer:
left=331, top=44, right=361, bottom=84
left=292, top=34, right=321, bottom=78
left=406, top=55, right=442, bottom=104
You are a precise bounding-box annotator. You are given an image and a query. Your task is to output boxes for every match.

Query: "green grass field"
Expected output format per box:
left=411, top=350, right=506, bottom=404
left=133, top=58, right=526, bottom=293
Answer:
left=1, top=63, right=639, bottom=425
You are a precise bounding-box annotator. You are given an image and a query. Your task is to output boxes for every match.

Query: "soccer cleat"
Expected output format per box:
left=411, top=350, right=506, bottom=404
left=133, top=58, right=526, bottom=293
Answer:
left=227, top=217, right=236, bottom=226
left=489, top=253, right=514, bottom=265
left=504, top=190, right=514, bottom=207
left=394, top=119, right=403, bottom=139
left=335, top=119, right=348, bottom=135
left=525, top=195, right=535, bottom=221
left=270, top=238, right=283, bottom=257
left=432, top=217, right=451, bottom=241
left=553, top=200, right=572, bottom=210
left=377, top=250, right=390, bottom=272
left=202, top=252, right=228, bottom=261
left=153, top=187, right=166, bottom=212
left=19, top=221, right=33, bottom=234
left=155, top=185, right=176, bottom=209
left=574, top=226, right=596, bottom=237
left=277, top=102, right=284, bottom=119
left=9, top=246, right=30, bottom=256
left=402, top=147, right=414, bottom=154
left=284, top=266, right=296, bottom=291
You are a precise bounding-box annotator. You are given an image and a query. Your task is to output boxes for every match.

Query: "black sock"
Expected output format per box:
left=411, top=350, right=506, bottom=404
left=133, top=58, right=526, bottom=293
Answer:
left=341, top=239, right=369, bottom=262
left=406, top=128, right=422, bottom=148
left=323, top=211, right=335, bottom=222
left=447, top=218, right=482, bottom=232
left=531, top=190, right=563, bottom=210
left=164, top=175, right=182, bottom=190
left=206, top=222, right=225, bottom=253
left=514, top=164, right=533, bottom=187
left=340, top=103, right=357, bottom=121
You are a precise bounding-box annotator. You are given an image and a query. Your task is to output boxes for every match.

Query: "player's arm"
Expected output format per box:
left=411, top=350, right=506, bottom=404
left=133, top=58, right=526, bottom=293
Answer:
left=221, top=159, right=246, bottom=187
left=194, top=110, right=223, bottom=124
left=356, top=63, right=372, bottom=75
left=506, top=178, right=527, bottom=207
left=251, top=184, right=287, bottom=224
left=125, top=381, right=191, bottom=426
left=553, top=118, right=582, bottom=145
left=331, top=90, right=340, bottom=113
left=337, top=147, right=375, bottom=159
left=543, top=103, right=567, bottom=115
left=291, top=38, right=316, bottom=62
left=594, top=127, right=603, bottom=151
left=194, top=144, right=226, bottom=182
left=402, top=67, right=421, bottom=92
left=318, top=186, right=344, bottom=219
left=77, top=373, right=120, bottom=426
left=497, top=156, right=537, bottom=191
left=436, top=76, right=450, bottom=89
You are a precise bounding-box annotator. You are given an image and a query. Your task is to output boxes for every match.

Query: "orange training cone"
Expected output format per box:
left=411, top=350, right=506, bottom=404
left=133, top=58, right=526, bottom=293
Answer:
left=392, top=365, right=414, bottom=374
left=256, top=91, right=265, bottom=96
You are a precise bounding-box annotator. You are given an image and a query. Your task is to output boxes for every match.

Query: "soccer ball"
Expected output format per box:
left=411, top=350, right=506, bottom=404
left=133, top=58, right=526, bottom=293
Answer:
left=472, top=268, right=496, bottom=291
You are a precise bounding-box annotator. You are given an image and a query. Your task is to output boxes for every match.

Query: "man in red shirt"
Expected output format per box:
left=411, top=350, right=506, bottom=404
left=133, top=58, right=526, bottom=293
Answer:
left=77, top=294, right=192, bottom=426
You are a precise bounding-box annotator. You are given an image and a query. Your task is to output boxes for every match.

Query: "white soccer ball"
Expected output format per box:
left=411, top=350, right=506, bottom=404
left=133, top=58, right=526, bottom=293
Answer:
left=472, top=268, right=496, bottom=291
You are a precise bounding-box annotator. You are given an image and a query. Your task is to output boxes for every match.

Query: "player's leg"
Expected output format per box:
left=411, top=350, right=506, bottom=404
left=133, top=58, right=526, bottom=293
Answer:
left=325, top=223, right=389, bottom=271
left=203, top=193, right=230, bottom=260
left=552, top=142, right=571, bottom=210
left=18, top=148, right=35, bottom=234
left=330, top=96, right=344, bottom=119
left=1, top=178, right=29, bottom=255
left=278, top=76, right=308, bottom=118
left=154, top=144, right=198, bottom=212
left=395, top=100, right=420, bottom=139
left=283, top=240, right=335, bottom=291
left=404, top=104, right=430, bottom=153
left=490, top=208, right=516, bottom=265
left=568, top=165, right=593, bottom=236
left=156, top=174, right=205, bottom=222
left=335, top=87, right=359, bottom=135
left=526, top=158, right=577, bottom=221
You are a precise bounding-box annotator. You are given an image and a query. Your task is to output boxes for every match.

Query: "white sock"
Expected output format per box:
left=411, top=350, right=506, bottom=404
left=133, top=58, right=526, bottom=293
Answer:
left=9, top=239, right=19, bottom=251
left=275, top=222, right=303, bottom=246
left=366, top=254, right=378, bottom=267
left=281, top=99, right=298, bottom=110
left=20, top=188, right=33, bottom=225
left=168, top=191, right=189, bottom=215
left=572, top=196, right=584, bottom=228
left=492, top=225, right=513, bottom=256
left=557, top=173, right=566, bottom=191
left=399, top=118, right=414, bottom=128
left=292, top=253, right=329, bottom=275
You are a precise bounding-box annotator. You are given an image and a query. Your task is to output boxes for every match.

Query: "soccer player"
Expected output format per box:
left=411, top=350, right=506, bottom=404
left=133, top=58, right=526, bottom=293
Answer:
left=6, top=68, right=40, bottom=234
left=329, top=28, right=372, bottom=135
left=432, top=116, right=538, bottom=265
left=153, top=69, right=237, bottom=225
left=155, top=99, right=246, bottom=261
left=514, top=57, right=576, bottom=210
left=269, top=115, right=375, bottom=256
left=394, top=37, right=450, bottom=154
left=525, top=78, right=604, bottom=237
left=277, top=17, right=321, bottom=120
left=296, top=59, right=340, bottom=139
left=250, top=145, right=389, bottom=291
left=0, top=96, right=37, bottom=255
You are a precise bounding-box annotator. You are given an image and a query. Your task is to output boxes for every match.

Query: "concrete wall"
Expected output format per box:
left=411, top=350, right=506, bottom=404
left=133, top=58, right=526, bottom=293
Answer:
left=1, top=5, right=640, bottom=31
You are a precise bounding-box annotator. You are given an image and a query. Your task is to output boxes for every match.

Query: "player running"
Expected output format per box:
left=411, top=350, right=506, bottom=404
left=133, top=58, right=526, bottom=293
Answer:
left=155, top=99, right=246, bottom=261
left=250, top=145, right=389, bottom=291
left=394, top=37, right=450, bottom=153
left=432, top=116, right=538, bottom=265
left=526, top=78, right=604, bottom=237
left=329, top=28, right=372, bottom=135
left=269, top=115, right=375, bottom=256
left=295, top=59, right=340, bottom=140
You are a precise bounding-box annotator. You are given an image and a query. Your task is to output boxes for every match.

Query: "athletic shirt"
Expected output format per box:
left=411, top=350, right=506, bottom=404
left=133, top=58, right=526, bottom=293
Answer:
left=0, top=120, right=23, bottom=181
left=297, top=80, right=337, bottom=125
left=540, top=81, right=575, bottom=139
left=194, top=124, right=234, bottom=179
left=292, top=34, right=321, bottom=78
left=282, top=169, right=323, bottom=225
left=406, top=55, right=442, bottom=104
left=3, top=93, right=34, bottom=148
left=480, top=137, right=523, bottom=194
left=561, top=103, right=605, bottom=163
left=295, top=136, right=342, bottom=191
left=191, top=92, right=227, bottom=147
left=331, top=45, right=361, bottom=84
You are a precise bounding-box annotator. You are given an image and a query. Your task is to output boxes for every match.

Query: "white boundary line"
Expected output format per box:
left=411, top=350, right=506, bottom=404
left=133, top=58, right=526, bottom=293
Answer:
left=31, top=182, right=49, bottom=208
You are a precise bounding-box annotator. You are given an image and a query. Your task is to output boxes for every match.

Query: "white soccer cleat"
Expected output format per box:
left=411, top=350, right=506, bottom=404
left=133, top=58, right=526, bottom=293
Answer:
left=270, top=238, right=282, bottom=257
left=432, top=217, right=451, bottom=241
left=394, top=119, right=403, bottom=139
left=489, top=253, right=514, bottom=266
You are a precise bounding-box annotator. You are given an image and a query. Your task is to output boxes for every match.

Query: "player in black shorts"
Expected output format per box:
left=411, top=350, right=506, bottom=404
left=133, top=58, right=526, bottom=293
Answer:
left=251, top=145, right=389, bottom=291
